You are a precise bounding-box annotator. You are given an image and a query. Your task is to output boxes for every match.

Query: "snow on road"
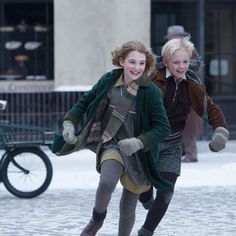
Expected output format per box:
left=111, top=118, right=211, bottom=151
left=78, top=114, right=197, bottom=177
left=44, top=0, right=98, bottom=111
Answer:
left=0, top=140, right=235, bottom=236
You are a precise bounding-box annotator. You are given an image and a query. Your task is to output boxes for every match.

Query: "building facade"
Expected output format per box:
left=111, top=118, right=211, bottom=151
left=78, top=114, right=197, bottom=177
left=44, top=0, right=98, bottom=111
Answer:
left=0, top=0, right=235, bottom=137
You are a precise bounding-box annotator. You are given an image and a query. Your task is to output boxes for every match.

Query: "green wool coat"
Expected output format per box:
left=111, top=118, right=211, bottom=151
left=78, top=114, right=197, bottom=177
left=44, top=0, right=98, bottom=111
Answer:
left=63, top=69, right=172, bottom=189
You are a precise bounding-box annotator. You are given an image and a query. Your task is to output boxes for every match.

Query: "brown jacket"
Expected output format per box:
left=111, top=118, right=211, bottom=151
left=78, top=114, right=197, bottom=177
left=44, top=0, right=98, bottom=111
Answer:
left=152, top=69, right=228, bottom=131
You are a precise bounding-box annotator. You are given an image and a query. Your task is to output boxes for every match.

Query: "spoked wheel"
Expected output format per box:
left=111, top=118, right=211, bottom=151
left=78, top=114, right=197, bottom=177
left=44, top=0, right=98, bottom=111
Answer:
left=1, top=148, right=53, bottom=198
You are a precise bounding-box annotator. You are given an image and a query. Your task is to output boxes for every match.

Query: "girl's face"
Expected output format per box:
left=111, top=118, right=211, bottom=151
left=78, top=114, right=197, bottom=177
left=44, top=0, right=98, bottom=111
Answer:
left=163, top=49, right=190, bottom=79
left=119, top=50, right=146, bottom=85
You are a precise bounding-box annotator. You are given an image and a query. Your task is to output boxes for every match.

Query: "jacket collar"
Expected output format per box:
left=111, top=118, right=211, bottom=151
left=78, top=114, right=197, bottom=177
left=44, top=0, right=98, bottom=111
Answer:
left=165, top=68, right=187, bottom=80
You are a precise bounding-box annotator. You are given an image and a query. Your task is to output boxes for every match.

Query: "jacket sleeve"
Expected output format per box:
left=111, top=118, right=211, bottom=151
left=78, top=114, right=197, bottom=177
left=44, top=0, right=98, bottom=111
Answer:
left=205, top=95, right=228, bottom=129
left=189, top=80, right=228, bottom=130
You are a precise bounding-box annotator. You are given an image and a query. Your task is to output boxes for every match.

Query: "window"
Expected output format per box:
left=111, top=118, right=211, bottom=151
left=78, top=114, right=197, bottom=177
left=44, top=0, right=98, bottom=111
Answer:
left=0, top=0, right=53, bottom=81
left=151, top=1, right=197, bottom=56
left=205, top=2, right=236, bottom=96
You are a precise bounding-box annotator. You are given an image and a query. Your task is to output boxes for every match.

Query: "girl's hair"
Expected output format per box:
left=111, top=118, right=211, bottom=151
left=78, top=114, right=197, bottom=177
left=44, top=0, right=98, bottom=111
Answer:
left=111, top=40, right=157, bottom=75
left=162, top=37, right=195, bottom=60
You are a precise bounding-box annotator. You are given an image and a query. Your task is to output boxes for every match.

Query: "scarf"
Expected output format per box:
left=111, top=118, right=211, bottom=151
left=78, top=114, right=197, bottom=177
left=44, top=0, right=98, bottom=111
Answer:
left=86, top=97, right=108, bottom=143
left=87, top=79, right=139, bottom=144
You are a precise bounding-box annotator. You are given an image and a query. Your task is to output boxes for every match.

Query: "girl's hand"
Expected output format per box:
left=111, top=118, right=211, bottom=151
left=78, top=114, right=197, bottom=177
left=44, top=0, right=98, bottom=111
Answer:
left=63, top=120, right=77, bottom=144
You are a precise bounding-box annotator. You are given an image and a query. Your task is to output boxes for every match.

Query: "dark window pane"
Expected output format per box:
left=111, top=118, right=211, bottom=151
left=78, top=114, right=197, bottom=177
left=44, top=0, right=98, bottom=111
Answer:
left=0, top=1, right=54, bottom=81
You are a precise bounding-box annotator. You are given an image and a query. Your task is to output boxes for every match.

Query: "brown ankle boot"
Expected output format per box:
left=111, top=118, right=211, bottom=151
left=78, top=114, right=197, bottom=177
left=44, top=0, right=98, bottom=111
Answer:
left=80, top=208, right=106, bottom=236
left=80, top=219, right=103, bottom=236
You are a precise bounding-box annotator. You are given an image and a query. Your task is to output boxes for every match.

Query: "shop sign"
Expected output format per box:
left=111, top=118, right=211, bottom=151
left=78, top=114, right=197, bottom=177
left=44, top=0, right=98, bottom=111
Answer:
left=0, top=81, right=54, bottom=93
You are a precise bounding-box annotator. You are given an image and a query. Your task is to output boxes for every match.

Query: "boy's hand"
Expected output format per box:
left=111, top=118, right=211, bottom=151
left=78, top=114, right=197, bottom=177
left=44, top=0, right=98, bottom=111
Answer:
left=209, top=127, right=229, bottom=152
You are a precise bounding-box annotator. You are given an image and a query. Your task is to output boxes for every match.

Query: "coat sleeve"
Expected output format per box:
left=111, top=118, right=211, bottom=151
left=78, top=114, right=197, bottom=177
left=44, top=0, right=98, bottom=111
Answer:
left=64, top=80, right=100, bottom=125
left=64, top=70, right=119, bottom=125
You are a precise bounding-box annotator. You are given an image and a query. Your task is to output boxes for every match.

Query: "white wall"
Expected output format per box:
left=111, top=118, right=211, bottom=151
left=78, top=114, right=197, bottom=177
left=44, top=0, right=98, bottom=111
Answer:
left=54, top=0, right=150, bottom=88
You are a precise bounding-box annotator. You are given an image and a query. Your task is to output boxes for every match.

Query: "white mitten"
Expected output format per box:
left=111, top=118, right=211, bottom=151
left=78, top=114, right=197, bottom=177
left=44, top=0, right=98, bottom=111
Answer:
left=118, top=137, right=144, bottom=156
left=62, top=120, right=77, bottom=144
left=209, top=127, right=229, bottom=152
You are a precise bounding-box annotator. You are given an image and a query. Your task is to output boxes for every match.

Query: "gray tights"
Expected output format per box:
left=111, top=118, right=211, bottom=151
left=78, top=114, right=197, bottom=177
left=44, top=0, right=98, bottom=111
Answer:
left=95, top=159, right=139, bottom=236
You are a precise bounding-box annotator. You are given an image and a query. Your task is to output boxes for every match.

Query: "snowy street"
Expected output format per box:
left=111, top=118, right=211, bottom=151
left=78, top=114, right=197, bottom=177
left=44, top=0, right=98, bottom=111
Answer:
left=0, top=140, right=236, bottom=236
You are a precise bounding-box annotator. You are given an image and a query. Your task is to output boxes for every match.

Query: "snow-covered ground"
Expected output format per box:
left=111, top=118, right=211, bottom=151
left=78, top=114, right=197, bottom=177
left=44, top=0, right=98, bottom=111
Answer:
left=48, top=140, right=236, bottom=190
left=0, top=140, right=235, bottom=236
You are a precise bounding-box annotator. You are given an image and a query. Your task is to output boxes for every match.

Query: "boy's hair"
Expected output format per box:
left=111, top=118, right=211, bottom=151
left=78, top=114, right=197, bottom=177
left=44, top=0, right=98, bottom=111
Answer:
left=161, top=37, right=195, bottom=60
left=111, top=41, right=157, bottom=76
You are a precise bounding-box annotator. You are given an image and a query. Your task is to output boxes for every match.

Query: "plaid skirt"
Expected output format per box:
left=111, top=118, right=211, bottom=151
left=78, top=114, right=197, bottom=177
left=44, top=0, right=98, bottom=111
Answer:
left=157, top=137, right=182, bottom=176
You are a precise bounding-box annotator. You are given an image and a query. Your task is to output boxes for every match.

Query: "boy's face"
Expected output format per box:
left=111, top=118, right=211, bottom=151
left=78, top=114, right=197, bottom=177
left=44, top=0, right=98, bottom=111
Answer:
left=163, top=49, right=190, bottom=79
left=119, top=50, right=146, bottom=84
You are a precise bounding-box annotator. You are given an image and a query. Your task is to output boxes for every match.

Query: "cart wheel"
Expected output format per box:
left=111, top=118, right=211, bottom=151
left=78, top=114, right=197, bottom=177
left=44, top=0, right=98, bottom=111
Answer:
left=1, top=148, right=53, bottom=198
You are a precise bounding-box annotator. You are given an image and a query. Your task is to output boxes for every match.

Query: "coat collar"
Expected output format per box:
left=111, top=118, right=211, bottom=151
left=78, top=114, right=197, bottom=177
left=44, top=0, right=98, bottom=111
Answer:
left=112, top=68, right=151, bottom=88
